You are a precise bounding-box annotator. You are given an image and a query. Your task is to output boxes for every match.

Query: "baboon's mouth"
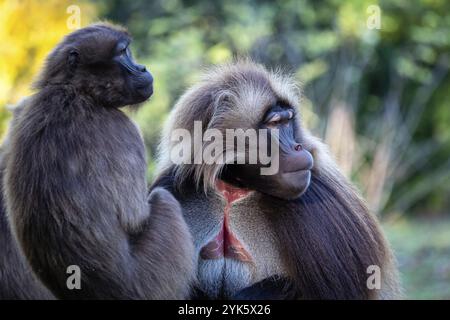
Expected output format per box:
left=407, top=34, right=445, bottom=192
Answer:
left=283, top=167, right=311, bottom=174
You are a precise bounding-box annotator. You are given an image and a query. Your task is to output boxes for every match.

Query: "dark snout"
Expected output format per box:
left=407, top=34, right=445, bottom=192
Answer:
left=219, top=144, right=314, bottom=201
left=134, top=68, right=153, bottom=100
left=276, top=144, right=314, bottom=200
left=282, top=143, right=314, bottom=173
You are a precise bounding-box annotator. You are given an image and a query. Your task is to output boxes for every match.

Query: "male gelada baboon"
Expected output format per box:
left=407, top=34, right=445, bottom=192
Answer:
left=154, top=61, right=402, bottom=299
left=2, top=23, right=195, bottom=299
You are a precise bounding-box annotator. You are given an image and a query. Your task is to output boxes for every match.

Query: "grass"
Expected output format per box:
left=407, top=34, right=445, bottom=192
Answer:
left=383, top=217, right=450, bottom=299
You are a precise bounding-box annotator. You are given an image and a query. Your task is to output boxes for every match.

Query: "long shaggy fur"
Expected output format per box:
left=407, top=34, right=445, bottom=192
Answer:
left=2, top=24, right=196, bottom=299
left=154, top=60, right=402, bottom=299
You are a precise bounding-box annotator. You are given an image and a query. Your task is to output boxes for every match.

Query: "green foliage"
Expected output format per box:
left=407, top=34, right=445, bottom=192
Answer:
left=384, top=218, right=450, bottom=299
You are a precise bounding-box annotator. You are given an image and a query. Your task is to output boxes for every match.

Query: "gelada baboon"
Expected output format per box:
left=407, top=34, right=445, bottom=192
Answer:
left=3, top=23, right=195, bottom=299
left=153, top=60, right=402, bottom=299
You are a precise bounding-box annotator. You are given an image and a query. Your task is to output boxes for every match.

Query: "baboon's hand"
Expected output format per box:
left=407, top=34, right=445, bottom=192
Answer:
left=148, top=187, right=182, bottom=213
left=146, top=187, right=196, bottom=298
left=148, top=188, right=193, bottom=247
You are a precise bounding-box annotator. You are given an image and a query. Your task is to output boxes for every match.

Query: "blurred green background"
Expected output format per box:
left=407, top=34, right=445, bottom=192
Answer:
left=1, top=0, right=449, bottom=299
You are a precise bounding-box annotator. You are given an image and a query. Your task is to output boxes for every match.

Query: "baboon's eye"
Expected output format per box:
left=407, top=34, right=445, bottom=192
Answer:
left=267, top=113, right=281, bottom=125
left=119, top=46, right=128, bottom=56
left=126, top=47, right=132, bottom=58
left=287, top=110, right=294, bottom=119
left=116, top=41, right=128, bottom=56
left=264, top=108, right=295, bottom=127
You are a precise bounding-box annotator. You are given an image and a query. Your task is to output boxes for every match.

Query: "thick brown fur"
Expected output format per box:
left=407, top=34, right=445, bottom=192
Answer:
left=2, top=23, right=195, bottom=299
left=154, top=60, right=402, bottom=299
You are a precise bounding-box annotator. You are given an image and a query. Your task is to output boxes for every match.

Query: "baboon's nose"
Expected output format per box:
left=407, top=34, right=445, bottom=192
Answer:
left=137, top=64, right=147, bottom=72
left=294, top=143, right=303, bottom=151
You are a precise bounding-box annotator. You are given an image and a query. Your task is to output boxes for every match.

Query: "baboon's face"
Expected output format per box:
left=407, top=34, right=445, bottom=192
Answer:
left=110, top=38, right=154, bottom=105
left=57, top=24, right=154, bottom=107
left=221, top=102, right=314, bottom=200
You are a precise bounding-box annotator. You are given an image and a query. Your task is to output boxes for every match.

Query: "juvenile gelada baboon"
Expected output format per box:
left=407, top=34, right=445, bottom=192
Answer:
left=153, top=60, right=402, bottom=299
left=2, top=23, right=195, bottom=299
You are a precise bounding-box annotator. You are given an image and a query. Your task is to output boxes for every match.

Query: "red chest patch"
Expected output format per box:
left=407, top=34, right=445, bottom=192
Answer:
left=199, top=180, right=253, bottom=263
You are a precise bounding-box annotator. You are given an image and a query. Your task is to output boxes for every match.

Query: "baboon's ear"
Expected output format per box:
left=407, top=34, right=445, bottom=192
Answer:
left=68, top=48, right=79, bottom=68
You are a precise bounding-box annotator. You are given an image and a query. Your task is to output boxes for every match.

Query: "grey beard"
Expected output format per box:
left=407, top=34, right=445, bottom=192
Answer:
left=197, top=258, right=253, bottom=298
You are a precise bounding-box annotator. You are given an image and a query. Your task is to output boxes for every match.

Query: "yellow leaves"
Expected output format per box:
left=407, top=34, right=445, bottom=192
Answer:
left=337, top=0, right=379, bottom=38
left=0, top=0, right=95, bottom=136
left=207, top=43, right=232, bottom=64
